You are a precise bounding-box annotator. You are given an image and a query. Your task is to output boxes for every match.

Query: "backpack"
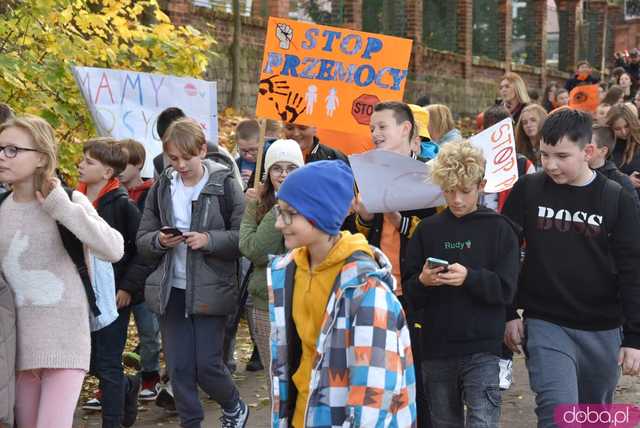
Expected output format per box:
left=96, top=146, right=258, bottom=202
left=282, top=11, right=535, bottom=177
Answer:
left=527, top=171, right=622, bottom=236
left=0, top=188, right=101, bottom=317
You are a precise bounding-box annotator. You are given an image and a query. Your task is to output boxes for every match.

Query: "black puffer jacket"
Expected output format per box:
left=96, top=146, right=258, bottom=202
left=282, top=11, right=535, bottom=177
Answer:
left=96, top=186, right=146, bottom=304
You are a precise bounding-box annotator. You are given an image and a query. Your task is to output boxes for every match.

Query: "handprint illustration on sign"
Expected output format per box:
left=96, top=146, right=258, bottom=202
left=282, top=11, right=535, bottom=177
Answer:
left=259, top=75, right=290, bottom=100
left=275, top=91, right=306, bottom=123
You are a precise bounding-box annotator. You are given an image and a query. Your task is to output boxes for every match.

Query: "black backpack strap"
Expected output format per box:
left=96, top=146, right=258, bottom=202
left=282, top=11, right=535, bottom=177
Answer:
left=218, top=175, right=234, bottom=230
left=600, top=176, right=622, bottom=237
left=0, top=191, right=11, bottom=205
left=57, top=188, right=100, bottom=316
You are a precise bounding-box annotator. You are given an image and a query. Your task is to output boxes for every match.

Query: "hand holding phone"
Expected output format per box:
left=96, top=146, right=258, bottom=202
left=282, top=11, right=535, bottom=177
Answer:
left=159, top=227, right=185, bottom=248
left=427, top=257, right=449, bottom=273
left=161, top=227, right=183, bottom=237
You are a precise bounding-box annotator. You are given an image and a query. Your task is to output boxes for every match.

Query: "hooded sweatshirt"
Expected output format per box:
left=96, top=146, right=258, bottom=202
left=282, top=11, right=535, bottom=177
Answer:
left=268, top=233, right=416, bottom=428
left=403, top=207, right=520, bottom=358
left=291, top=232, right=372, bottom=428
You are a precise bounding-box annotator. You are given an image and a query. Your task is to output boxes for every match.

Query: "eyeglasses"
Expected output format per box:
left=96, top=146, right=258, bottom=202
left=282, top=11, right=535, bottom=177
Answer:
left=0, top=145, right=40, bottom=159
left=239, top=148, right=258, bottom=157
left=273, top=205, right=297, bottom=225
left=270, top=164, right=298, bottom=176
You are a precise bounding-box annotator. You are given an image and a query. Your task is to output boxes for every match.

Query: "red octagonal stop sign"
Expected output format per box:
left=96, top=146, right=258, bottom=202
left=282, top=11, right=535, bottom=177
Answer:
left=351, top=94, right=381, bottom=126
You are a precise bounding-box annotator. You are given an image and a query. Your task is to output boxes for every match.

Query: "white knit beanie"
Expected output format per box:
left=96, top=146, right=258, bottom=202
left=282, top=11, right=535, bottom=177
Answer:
left=264, top=139, right=305, bottom=172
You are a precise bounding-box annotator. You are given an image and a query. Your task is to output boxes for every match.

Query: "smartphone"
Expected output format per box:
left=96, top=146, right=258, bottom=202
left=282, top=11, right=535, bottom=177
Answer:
left=632, top=171, right=640, bottom=177
left=161, top=227, right=183, bottom=237
left=427, top=257, right=449, bottom=272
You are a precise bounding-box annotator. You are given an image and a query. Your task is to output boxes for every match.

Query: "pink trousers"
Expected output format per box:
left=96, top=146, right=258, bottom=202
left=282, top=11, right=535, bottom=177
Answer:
left=15, top=368, right=85, bottom=428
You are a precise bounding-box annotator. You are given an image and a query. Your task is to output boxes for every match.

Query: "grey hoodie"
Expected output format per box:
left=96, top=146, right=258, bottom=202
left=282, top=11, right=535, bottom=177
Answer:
left=136, top=159, right=245, bottom=316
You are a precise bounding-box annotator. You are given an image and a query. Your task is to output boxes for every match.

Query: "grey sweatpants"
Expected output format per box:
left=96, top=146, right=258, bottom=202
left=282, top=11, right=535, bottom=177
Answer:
left=524, top=318, right=622, bottom=428
left=160, top=288, right=240, bottom=428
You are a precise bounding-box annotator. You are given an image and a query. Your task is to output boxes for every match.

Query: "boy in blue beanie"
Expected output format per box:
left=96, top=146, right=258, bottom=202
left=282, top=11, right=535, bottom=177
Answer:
left=268, top=160, right=417, bottom=428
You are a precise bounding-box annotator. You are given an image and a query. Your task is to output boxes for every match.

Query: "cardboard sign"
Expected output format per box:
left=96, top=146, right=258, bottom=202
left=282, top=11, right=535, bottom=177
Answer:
left=72, top=66, right=218, bottom=177
left=349, top=150, right=444, bottom=213
left=469, top=118, right=518, bottom=193
left=256, top=17, right=413, bottom=136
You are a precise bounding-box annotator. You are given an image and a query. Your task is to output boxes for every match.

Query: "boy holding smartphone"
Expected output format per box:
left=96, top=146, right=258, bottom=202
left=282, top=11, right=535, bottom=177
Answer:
left=403, top=141, right=520, bottom=427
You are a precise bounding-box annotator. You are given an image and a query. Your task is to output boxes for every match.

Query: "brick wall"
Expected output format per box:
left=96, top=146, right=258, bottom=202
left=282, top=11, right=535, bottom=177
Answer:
left=163, top=0, right=585, bottom=116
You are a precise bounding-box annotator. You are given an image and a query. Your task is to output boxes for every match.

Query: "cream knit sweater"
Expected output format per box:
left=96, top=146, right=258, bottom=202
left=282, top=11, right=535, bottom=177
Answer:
left=0, top=186, right=123, bottom=371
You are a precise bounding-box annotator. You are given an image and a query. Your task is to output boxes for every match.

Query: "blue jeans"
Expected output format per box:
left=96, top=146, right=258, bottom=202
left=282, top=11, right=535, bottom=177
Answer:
left=160, top=288, right=240, bottom=428
left=524, top=318, right=621, bottom=428
left=422, top=353, right=501, bottom=428
left=90, top=306, right=131, bottom=428
left=131, top=302, right=161, bottom=374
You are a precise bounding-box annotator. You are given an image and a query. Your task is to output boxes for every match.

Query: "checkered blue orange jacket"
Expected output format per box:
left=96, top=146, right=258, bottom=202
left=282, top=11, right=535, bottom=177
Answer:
left=267, top=247, right=417, bottom=427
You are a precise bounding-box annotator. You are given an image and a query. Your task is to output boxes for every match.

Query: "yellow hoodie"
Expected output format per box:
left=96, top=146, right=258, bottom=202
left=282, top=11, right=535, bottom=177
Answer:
left=291, top=231, right=373, bottom=428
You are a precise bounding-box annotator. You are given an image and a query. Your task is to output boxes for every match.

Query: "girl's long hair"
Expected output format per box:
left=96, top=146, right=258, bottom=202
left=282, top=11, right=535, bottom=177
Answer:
left=256, top=168, right=277, bottom=223
left=502, top=72, right=531, bottom=105
left=515, top=104, right=548, bottom=162
left=606, top=104, right=640, bottom=166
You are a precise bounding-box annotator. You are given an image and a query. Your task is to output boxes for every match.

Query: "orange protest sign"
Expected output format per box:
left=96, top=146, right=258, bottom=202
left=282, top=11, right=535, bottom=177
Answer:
left=256, top=17, right=413, bottom=137
left=316, top=128, right=374, bottom=155
left=569, top=84, right=599, bottom=113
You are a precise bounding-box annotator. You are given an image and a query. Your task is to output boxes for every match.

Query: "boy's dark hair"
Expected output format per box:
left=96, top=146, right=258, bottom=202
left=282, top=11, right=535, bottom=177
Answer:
left=416, top=95, right=431, bottom=107
left=157, top=107, right=186, bottom=140
left=118, top=138, right=146, bottom=167
left=235, top=119, right=260, bottom=141
left=84, top=138, right=128, bottom=177
left=374, top=101, right=416, bottom=139
left=576, top=60, right=590, bottom=69
left=0, top=103, right=14, bottom=125
left=541, top=108, right=593, bottom=148
left=592, top=125, right=616, bottom=157
left=528, top=88, right=540, bottom=102
left=483, top=105, right=510, bottom=129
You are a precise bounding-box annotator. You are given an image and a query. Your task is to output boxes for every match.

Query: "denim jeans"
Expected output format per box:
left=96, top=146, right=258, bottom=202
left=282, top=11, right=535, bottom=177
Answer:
left=131, top=302, right=161, bottom=374
left=422, top=352, right=501, bottom=428
left=160, top=288, right=240, bottom=428
left=90, top=306, right=131, bottom=428
left=524, top=318, right=621, bottom=428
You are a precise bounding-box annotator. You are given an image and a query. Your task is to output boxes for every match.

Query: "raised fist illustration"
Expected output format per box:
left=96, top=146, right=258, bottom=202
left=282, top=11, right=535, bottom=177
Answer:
left=276, top=23, right=293, bottom=49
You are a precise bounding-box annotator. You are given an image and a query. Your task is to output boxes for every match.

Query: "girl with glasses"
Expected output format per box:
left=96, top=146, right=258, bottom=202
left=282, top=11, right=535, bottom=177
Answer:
left=0, top=115, right=123, bottom=428
left=239, top=139, right=304, bottom=379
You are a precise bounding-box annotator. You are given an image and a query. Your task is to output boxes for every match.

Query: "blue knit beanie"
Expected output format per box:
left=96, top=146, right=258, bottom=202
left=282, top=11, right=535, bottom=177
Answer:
left=277, top=160, right=354, bottom=235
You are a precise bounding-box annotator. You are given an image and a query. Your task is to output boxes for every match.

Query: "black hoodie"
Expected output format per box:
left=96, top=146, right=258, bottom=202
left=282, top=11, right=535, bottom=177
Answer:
left=403, top=207, right=521, bottom=359
left=95, top=186, right=145, bottom=303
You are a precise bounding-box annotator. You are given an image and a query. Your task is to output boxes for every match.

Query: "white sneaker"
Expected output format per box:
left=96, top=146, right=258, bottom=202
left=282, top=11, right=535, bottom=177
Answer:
left=498, top=358, right=513, bottom=390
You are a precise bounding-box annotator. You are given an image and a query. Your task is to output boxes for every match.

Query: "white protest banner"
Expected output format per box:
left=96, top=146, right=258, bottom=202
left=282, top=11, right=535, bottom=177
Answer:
left=349, top=150, right=444, bottom=213
left=72, top=66, right=218, bottom=177
left=469, top=118, right=518, bottom=193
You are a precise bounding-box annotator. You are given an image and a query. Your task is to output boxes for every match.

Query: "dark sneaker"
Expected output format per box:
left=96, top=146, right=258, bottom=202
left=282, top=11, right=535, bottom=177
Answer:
left=139, top=375, right=160, bottom=401
left=245, top=347, right=264, bottom=372
left=220, top=399, right=249, bottom=428
left=155, top=382, right=176, bottom=411
left=82, top=390, right=102, bottom=411
left=122, top=375, right=140, bottom=427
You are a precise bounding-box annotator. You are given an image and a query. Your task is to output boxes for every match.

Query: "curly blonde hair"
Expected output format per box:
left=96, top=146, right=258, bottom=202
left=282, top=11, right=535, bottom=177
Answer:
left=431, top=140, right=486, bottom=191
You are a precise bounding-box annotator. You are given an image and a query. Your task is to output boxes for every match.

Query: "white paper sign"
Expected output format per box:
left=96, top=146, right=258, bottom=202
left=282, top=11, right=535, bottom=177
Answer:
left=72, top=66, right=218, bottom=177
left=469, top=118, right=518, bottom=193
left=349, top=150, right=445, bottom=213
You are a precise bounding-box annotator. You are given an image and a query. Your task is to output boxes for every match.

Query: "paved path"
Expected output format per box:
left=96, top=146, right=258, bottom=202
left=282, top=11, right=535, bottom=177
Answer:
left=74, top=355, right=639, bottom=427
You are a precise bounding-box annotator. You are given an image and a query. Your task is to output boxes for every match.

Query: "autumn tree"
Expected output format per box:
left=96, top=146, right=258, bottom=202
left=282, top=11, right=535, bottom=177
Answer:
left=0, top=0, right=215, bottom=179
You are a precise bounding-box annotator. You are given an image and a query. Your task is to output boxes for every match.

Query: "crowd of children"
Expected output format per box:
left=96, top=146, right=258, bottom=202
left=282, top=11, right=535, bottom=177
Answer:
left=1, top=57, right=640, bottom=428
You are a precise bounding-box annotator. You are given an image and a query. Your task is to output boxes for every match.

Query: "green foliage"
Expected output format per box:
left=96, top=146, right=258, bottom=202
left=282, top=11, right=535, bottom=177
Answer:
left=0, top=0, right=215, bottom=181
